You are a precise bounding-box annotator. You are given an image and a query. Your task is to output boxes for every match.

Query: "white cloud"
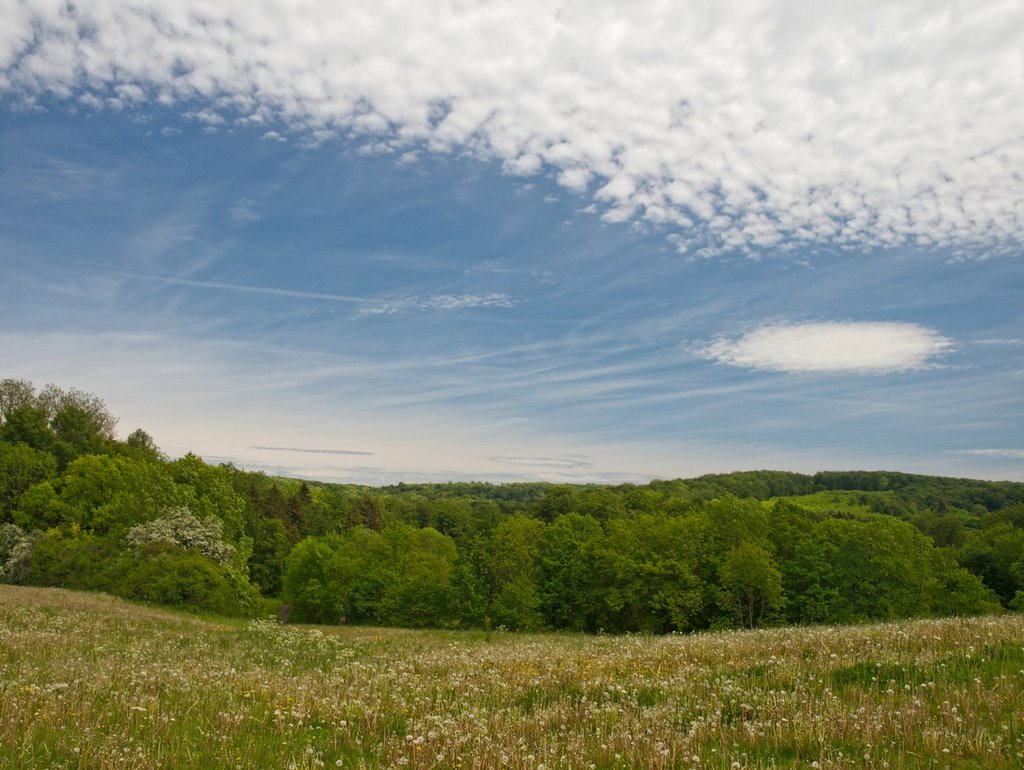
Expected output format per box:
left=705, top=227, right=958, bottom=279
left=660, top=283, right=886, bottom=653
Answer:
left=699, top=321, right=954, bottom=373
left=118, top=273, right=516, bottom=313
left=422, top=293, right=517, bottom=310
left=2, top=0, right=1021, bottom=257
left=490, top=455, right=593, bottom=470
left=251, top=446, right=375, bottom=456
left=975, top=338, right=1024, bottom=346
left=0, top=329, right=735, bottom=484
left=953, top=448, right=1024, bottom=460
left=227, top=198, right=261, bottom=225
left=360, top=293, right=517, bottom=314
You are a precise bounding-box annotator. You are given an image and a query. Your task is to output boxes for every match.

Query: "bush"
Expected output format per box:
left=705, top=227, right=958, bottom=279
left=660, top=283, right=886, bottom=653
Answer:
left=127, top=506, right=235, bottom=565
left=27, top=527, right=115, bottom=591
left=112, top=542, right=259, bottom=617
left=0, top=524, right=40, bottom=584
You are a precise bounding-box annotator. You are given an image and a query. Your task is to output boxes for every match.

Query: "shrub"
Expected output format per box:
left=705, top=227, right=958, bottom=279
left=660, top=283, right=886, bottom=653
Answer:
left=112, top=542, right=259, bottom=617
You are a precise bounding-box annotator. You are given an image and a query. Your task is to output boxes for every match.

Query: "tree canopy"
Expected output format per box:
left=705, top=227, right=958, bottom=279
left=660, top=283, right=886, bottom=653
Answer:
left=1, top=377, right=1021, bottom=628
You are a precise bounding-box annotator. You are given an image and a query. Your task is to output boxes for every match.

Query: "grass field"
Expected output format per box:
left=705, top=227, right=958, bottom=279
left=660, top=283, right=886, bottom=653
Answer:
left=1, top=586, right=1022, bottom=769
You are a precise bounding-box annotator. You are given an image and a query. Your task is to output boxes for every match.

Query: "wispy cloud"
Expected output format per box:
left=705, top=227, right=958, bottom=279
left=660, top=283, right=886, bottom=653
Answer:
left=698, top=322, right=955, bottom=374
left=252, top=446, right=374, bottom=456
left=227, top=198, right=261, bottom=226
left=119, top=273, right=517, bottom=313
left=120, top=273, right=368, bottom=304
left=952, top=448, right=1024, bottom=460
left=3, top=1, right=1021, bottom=257
left=975, top=338, right=1024, bottom=346
left=4, top=326, right=1022, bottom=481
left=359, top=293, right=518, bottom=315
left=490, top=455, right=593, bottom=470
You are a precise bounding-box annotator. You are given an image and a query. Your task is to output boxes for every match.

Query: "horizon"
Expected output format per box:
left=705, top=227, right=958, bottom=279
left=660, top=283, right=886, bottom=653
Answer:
left=2, top=1, right=1022, bottom=484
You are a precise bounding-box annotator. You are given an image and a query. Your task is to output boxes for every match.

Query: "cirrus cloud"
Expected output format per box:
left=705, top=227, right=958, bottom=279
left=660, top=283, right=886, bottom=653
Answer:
left=699, top=321, right=955, bottom=374
left=1, top=0, right=1022, bottom=258
left=952, top=448, right=1024, bottom=460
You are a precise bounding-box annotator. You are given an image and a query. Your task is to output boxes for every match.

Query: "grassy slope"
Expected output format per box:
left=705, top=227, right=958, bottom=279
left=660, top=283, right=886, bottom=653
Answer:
left=771, top=491, right=896, bottom=517
left=1, top=586, right=1023, bottom=769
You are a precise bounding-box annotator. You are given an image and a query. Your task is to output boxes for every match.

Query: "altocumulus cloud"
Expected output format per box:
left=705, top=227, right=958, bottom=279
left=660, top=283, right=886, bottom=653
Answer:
left=2, top=0, right=1022, bottom=257
left=699, top=322, right=955, bottom=374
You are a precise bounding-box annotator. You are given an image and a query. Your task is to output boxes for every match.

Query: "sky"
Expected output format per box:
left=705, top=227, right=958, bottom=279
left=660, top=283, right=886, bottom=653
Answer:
left=1, top=0, right=1022, bottom=484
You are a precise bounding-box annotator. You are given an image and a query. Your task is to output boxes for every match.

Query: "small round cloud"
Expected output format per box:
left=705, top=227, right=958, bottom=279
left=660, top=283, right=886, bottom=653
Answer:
left=700, top=322, right=954, bottom=374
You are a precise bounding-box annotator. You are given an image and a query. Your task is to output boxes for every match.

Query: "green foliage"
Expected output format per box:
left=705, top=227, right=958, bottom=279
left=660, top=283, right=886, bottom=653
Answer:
left=111, top=542, right=259, bottom=616
left=123, top=428, right=166, bottom=462
left=590, top=514, right=706, bottom=633
left=4, top=377, right=1024, bottom=630
left=817, top=516, right=937, bottom=622
left=282, top=536, right=346, bottom=623
left=50, top=403, right=110, bottom=462
left=18, top=454, right=188, bottom=536
left=282, top=524, right=461, bottom=627
left=690, top=470, right=816, bottom=499
left=1, top=381, right=118, bottom=469
left=927, top=547, right=1002, bottom=616
left=168, top=454, right=246, bottom=544
left=960, top=521, right=1024, bottom=605
left=378, top=525, right=459, bottom=627
left=0, top=378, right=36, bottom=417
left=0, top=406, right=63, bottom=459
left=536, top=513, right=604, bottom=631
left=719, top=542, right=785, bottom=628
left=0, top=443, right=56, bottom=522
left=483, top=516, right=544, bottom=630
left=25, top=527, right=116, bottom=591
left=248, top=516, right=291, bottom=596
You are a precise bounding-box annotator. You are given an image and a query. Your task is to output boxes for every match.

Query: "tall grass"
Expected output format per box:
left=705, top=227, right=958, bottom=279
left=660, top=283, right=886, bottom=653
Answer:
left=1, top=585, right=1021, bottom=769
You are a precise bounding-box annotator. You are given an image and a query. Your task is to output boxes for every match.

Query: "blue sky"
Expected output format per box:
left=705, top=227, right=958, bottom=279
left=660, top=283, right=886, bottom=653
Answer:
left=1, top=0, right=1022, bottom=483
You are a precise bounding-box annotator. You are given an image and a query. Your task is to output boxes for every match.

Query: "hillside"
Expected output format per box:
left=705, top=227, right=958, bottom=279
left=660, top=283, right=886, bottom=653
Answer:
left=2, top=378, right=1024, bottom=632
left=2, top=585, right=1023, bottom=769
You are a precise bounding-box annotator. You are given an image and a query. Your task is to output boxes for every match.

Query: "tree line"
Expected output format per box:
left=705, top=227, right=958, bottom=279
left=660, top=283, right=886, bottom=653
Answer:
left=1, top=378, right=1022, bottom=631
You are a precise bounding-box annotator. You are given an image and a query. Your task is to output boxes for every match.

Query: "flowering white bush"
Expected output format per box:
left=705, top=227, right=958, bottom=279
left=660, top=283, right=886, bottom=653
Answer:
left=127, top=506, right=235, bottom=566
left=0, top=524, right=40, bottom=583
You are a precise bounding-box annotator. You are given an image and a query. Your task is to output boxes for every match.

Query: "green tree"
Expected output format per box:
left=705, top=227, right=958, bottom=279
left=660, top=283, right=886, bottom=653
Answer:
left=26, top=526, right=116, bottom=591
left=820, top=517, right=936, bottom=621
left=536, top=513, right=603, bottom=631
left=124, top=428, right=165, bottom=462
left=485, top=516, right=545, bottom=630
left=590, top=514, right=706, bottom=633
left=927, top=547, right=1002, bottom=616
left=169, top=454, right=246, bottom=545
left=0, top=378, right=36, bottom=419
left=50, top=403, right=110, bottom=465
left=112, top=542, right=259, bottom=616
left=31, top=455, right=187, bottom=537
left=719, top=542, right=785, bottom=629
left=281, top=535, right=349, bottom=624
left=960, top=522, right=1024, bottom=605
left=764, top=500, right=838, bottom=624
left=35, top=383, right=117, bottom=439
left=0, top=443, right=57, bottom=522
left=378, top=525, right=459, bottom=627
left=0, top=405, right=61, bottom=457
left=248, top=517, right=291, bottom=596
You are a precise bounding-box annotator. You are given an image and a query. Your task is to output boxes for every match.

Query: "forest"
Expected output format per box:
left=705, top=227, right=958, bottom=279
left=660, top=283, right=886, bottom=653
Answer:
left=1, top=377, right=1023, bottom=632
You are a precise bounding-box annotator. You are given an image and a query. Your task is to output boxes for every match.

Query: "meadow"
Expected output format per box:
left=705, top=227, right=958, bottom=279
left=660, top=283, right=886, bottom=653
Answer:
left=1, top=586, right=1022, bottom=769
